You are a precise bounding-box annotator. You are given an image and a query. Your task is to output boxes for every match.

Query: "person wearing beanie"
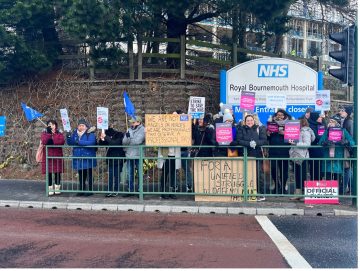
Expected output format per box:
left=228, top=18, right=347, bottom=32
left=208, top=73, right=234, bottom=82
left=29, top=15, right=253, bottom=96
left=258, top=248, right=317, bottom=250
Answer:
left=66, top=118, right=97, bottom=196
left=307, top=112, right=326, bottom=180
left=213, top=110, right=236, bottom=157
left=339, top=105, right=354, bottom=195
left=99, top=126, right=125, bottom=197
left=222, top=112, right=234, bottom=123
left=298, top=107, right=314, bottom=120
left=319, top=114, right=355, bottom=195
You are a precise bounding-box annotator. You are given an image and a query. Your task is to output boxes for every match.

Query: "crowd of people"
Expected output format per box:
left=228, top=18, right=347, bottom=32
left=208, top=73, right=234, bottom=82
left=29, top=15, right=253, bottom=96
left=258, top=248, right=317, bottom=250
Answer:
left=40, top=103, right=355, bottom=201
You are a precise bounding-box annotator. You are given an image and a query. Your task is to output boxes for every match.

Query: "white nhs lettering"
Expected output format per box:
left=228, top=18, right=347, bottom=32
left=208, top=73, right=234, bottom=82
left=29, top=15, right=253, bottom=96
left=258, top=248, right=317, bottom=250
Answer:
left=258, top=64, right=288, bottom=78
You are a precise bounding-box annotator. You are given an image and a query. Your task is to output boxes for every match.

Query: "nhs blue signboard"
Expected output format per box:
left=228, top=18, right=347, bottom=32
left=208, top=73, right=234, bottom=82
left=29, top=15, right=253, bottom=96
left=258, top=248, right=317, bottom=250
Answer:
left=258, top=64, right=288, bottom=78
left=221, top=58, right=320, bottom=124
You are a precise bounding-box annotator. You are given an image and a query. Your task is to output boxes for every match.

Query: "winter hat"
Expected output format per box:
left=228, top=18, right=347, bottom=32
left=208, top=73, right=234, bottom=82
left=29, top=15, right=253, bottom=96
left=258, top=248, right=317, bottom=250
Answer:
left=203, top=113, right=212, bottom=124
left=306, top=107, right=314, bottom=113
left=105, top=128, right=116, bottom=137
left=309, top=112, right=320, bottom=122
left=223, top=112, right=234, bottom=122
left=129, top=116, right=142, bottom=123
left=220, top=103, right=232, bottom=113
left=330, top=114, right=342, bottom=125
left=78, top=118, right=89, bottom=127
left=340, top=105, right=353, bottom=116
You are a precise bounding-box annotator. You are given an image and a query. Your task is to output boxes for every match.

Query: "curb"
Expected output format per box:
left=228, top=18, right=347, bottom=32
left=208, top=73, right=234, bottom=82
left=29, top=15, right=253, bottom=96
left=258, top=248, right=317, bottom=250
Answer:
left=0, top=200, right=357, bottom=217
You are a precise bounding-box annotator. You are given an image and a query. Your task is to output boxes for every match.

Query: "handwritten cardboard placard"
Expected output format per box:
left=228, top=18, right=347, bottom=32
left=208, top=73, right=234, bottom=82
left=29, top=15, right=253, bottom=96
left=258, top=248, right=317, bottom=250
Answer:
left=284, top=121, right=300, bottom=143
left=328, top=127, right=342, bottom=142
left=188, top=96, right=205, bottom=119
left=145, top=114, right=192, bottom=146
left=305, top=180, right=339, bottom=204
left=216, top=123, right=233, bottom=145
left=240, top=91, right=256, bottom=111
left=194, top=160, right=257, bottom=202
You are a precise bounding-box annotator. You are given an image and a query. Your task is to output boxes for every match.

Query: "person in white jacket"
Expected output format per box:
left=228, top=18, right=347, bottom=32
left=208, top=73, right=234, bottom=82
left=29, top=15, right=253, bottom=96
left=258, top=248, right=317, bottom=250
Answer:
left=288, top=118, right=315, bottom=200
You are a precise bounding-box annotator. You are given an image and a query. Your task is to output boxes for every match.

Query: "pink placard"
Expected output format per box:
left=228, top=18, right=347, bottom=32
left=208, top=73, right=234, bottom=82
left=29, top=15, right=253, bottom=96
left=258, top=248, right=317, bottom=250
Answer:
left=328, top=128, right=342, bottom=142
left=240, top=91, right=255, bottom=111
left=317, top=125, right=325, bottom=136
left=304, top=180, right=339, bottom=204
left=267, top=122, right=279, bottom=133
left=216, top=123, right=233, bottom=145
left=284, top=121, right=300, bottom=142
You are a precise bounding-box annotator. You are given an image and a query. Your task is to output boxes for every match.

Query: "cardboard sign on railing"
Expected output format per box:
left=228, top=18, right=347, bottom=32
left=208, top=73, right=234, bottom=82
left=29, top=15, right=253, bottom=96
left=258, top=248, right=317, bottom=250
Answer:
left=194, top=160, right=257, bottom=202
left=145, top=114, right=192, bottom=146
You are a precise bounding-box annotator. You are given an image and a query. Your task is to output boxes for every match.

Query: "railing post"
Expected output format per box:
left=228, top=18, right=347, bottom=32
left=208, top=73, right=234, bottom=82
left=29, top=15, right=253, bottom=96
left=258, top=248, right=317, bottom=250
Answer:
left=180, top=35, right=186, bottom=79
left=89, top=58, right=95, bottom=80
left=45, top=146, right=48, bottom=197
left=137, top=38, right=143, bottom=80
left=138, top=145, right=144, bottom=201
left=232, top=43, right=237, bottom=66
left=128, top=40, right=134, bottom=80
left=243, top=147, right=247, bottom=202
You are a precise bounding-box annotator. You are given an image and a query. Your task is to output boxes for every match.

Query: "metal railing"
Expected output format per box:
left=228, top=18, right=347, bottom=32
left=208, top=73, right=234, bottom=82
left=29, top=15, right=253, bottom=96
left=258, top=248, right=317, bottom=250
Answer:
left=45, top=145, right=357, bottom=203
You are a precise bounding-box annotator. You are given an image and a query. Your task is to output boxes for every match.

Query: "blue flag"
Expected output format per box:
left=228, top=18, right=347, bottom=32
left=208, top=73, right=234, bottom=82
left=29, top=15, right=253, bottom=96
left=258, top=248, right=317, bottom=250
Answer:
left=21, top=102, right=43, bottom=121
left=0, top=116, right=6, bottom=137
left=123, top=91, right=136, bottom=118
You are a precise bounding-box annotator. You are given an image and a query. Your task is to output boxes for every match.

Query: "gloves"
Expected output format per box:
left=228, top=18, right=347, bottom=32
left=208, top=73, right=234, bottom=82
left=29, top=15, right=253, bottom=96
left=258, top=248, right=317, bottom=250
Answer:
left=126, top=132, right=130, bottom=138
left=229, top=141, right=237, bottom=146
left=250, top=140, right=257, bottom=149
left=66, top=132, right=72, bottom=138
left=46, top=126, right=52, bottom=134
left=47, top=138, right=54, bottom=145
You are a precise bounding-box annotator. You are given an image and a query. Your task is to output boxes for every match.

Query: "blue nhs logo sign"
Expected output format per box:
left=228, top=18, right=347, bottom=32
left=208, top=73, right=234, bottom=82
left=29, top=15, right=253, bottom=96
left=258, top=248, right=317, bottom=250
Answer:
left=258, top=64, right=288, bottom=78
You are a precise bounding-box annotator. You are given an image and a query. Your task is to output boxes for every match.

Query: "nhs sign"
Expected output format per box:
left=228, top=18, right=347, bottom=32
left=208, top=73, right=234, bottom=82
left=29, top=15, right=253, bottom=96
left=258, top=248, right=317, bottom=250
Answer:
left=258, top=64, right=288, bottom=78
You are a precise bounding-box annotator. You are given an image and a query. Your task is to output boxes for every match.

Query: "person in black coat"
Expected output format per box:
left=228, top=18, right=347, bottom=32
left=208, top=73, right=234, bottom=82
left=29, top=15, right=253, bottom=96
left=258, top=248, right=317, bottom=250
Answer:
left=192, top=114, right=216, bottom=157
left=99, top=127, right=125, bottom=197
left=233, top=114, right=268, bottom=199
left=307, top=112, right=326, bottom=180
left=267, top=109, right=292, bottom=194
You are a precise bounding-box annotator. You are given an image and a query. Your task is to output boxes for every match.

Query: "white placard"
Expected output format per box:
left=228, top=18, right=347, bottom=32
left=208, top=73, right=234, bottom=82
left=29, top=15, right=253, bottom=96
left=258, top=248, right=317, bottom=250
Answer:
left=187, top=96, right=205, bottom=119
left=60, top=108, right=71, bottom=132
left=315, top=90, right=330, bottom=112
left=97, top=107, right=109, bottom=130
left=266, top=94, right=287, bottom=110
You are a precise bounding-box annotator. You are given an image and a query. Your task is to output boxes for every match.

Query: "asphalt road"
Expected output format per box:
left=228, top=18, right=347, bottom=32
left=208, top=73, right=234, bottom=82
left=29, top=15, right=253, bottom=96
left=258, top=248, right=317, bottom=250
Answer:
left=269, top=215, right=358, bottom=268
left=0, top=208, right=289, bottom=268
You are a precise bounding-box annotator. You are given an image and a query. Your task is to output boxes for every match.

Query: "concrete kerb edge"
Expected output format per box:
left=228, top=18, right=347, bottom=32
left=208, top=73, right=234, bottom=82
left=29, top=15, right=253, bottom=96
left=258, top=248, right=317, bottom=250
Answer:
left=19, top=201, right=43, bottom=209
left=43, top=202, right=68, bottom=209
left=91, top=204, right=119, bottom=211
left=0, top=200, right=20, bottom=208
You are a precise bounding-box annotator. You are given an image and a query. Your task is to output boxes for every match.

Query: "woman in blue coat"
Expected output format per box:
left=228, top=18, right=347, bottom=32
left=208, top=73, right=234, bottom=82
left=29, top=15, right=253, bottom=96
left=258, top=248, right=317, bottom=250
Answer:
left=66, top=118, right=97, bottom=196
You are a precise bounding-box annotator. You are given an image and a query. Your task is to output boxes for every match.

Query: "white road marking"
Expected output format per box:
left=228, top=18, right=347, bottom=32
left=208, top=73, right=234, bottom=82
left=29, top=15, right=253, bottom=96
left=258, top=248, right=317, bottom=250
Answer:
left=255, top=215, right=312, bottom=269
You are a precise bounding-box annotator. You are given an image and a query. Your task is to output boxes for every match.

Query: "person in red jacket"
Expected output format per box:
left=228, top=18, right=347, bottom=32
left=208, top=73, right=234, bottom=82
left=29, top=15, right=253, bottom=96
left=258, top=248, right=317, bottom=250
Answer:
left=40, top=120, right=65, bottom=196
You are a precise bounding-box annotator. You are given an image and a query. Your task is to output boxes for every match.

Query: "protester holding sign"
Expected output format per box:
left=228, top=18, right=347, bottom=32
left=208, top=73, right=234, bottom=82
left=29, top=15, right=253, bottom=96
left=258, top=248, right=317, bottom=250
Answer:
left=288, top=118, right=315, bottom=200
left=214, top=111, right=236, bottom=157
left=267, top=109, right=292, bottom=194
left=307, top=112, right=326, bottom=181
left=192, top=114, right=216, bottom=157
left=122, top=116, right=145, bottom=197
left=41, top=120, right=65, bottom=196
left=99, top=127, right=125, bottom=197
left=339, top=105, right=354, bottom=195
left=233, top=114, right=268, bottom=200
left=66, top=118, right=97, bottom=196
left=319, top=115, right=354, bottom=192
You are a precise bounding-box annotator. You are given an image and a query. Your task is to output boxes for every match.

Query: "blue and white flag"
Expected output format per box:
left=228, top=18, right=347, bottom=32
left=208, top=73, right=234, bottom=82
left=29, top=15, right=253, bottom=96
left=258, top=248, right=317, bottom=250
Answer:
left=123, top=91, right=136, bottom=118
left=21, top=102, right=43, bottom=121
left=0, top=116, right=6, bottom=137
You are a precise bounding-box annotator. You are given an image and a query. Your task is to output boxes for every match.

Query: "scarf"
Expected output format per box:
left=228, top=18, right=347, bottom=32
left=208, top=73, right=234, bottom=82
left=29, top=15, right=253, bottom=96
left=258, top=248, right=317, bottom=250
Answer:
left=274, top=118, right=288, bottom=127
left=77, top=130, right=86, bottom=139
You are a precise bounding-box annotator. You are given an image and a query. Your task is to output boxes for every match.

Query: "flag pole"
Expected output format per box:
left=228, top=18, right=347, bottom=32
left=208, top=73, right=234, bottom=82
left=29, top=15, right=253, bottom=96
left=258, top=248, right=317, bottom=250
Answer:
left=125, top=113, right=129, bottom=130
left=37, top=118, right=47, bottom=127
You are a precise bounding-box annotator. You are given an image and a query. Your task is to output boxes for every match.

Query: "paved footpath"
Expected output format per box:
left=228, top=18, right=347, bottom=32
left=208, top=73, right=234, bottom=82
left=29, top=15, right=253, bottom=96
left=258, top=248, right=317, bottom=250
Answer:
left=0, top=179, right=357, bottom=216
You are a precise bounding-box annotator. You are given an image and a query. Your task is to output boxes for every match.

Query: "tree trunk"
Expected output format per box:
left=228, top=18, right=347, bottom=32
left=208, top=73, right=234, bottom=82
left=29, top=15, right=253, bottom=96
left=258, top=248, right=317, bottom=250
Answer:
left=166, top=13, right=187, bottom=68
left=273, top=34, right=283, bottom=54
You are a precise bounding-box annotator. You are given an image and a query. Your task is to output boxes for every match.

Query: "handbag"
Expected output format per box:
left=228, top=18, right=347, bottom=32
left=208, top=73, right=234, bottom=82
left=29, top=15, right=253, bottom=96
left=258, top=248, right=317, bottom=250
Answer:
left=261, top=147, right=270, bottom=174
left=289, top=148, right=309, bottom=165
left=35, top=141, right=44, bottom=163
left=227, top=148, right=238, bottom=157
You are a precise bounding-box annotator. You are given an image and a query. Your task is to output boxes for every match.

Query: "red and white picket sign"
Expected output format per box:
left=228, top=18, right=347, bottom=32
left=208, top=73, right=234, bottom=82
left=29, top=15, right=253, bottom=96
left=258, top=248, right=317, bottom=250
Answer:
left=304, top=180, right=339, bottom=205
